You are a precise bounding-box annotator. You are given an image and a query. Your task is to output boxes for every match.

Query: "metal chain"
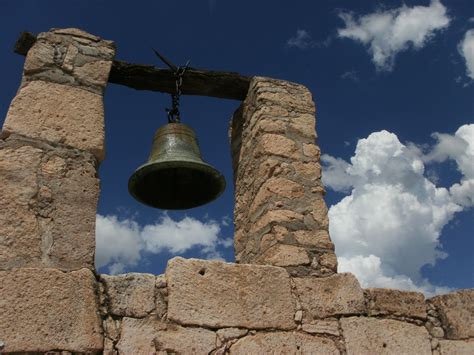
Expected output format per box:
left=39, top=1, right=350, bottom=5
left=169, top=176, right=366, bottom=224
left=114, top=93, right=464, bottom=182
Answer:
left=167, top=64, right=188, bottom=123
left=152, top=48, right=191, bottom=124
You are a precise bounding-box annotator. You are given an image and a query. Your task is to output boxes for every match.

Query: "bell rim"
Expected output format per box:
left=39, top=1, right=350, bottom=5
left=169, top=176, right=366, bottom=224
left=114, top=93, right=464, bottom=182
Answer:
left=128, top=159, right=226, bottom=210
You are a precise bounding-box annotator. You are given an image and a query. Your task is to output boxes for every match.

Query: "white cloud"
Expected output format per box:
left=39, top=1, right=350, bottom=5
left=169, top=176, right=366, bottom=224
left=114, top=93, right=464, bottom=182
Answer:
left=95, top=215, right=142, bottom=272
left=287, top=29, right=314, bottom=50
left=337, top=0, right=450, bottom=71
left=340, top=70, right=359, bottom=82
left=338, top=255, right=451, bottom=296
left=459, top=29, right=474, bottom=80
left=96, top=214, right=232, bottom=274
left=143, top=215, right=221, bottom=254
left=425, top=124, right=474, bottom=178
left=321, top=154, right=353, bottom=192
left=427, top=124, right=474, bottom=207
left=322, top=125, right=473, bottom=295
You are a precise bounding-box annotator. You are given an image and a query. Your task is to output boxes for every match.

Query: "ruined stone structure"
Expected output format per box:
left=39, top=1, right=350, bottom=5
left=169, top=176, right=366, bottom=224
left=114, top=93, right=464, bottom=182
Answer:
left=0, top=28, right=472, bottom=354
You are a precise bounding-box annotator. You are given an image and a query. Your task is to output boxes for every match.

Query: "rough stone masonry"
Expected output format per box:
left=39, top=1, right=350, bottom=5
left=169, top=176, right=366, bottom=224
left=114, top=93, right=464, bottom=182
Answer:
left=0, top=28, right=472, bottom=354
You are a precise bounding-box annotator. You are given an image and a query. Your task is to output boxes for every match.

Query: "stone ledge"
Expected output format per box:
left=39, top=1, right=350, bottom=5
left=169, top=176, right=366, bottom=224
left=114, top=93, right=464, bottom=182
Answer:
left=365, top=288, right=427, bottom=319
left=229, top=331, right=339, bottom=354
left=429, top=289, right=474, bottom=340
left=0, top=268, right=103, bottom=353
left=341, top=317, right=431, bottom=355
left=438, top=339, right=474, bottom=354
left=116, top=317, right=217, bottom=354
left=294, top=273, right=366, bottom=320
left=166, top=257, right=296, bottom=330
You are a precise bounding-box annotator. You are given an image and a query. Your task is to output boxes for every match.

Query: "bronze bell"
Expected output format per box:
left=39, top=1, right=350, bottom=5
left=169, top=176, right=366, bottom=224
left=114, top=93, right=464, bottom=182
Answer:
left=128, top=123, right=226, bottom=209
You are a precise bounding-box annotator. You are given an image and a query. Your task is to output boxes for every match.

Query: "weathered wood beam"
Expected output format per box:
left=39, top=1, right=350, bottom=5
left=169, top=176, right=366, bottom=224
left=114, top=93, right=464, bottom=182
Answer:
left=14, top=31, right=251, bottom=101
left=109, top=61, right=251, bottom=100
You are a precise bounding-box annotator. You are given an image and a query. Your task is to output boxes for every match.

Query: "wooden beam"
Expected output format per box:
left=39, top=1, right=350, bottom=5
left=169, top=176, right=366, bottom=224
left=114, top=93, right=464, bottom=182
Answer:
left=14, top=32, right=251, bottom=101
left=109, top=61, right=251, bottom=100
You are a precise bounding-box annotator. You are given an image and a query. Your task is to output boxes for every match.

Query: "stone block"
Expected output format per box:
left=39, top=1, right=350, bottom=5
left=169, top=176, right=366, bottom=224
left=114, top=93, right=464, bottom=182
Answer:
left=301, top=320, right=340, bottom=336
left=341, top=317, right=431, bottom=355
left=256, top=134, right=299, bottom=159
left=0, top=268, right=103, bottom=353
left=217, top=328, right=248, bottom=342
left=0, top=136, right=98, bottom=271
left=265, top=177, right=305, bottom=198
left=366, top=288, right=426, bottom=319
left=52, top=27, right=102, bottom=41
left=249, top=209, right=305, bottom=235
left=255, top=177, right=305, bottom=203
left=229, top=332, right=338, bottom=354
left=24, top=40, right=55, bottom=72
left=74, top=60, right=113, bottom=88
left=292, top=161, right=321, bottom=181
left=250, top=117, right=287, bottom=136
left=116, top=317, right=216, bottom=354
left=101, top=273, right=156, bottom=318
left=429, top=289, right=474, bottom=340
left=294, top=273, right=366, bottom=319
left=166, top=257, right=296, bottom=329
left=310, top=197, right=329, bottom=229
left=0, top=144, right=42, bottom=268
left=103, top=316, right=121, bottom=343
left=3, top=80, right=106, bottom=161
left=439, top=339, right=474, bottom=355
left=250, top=177, right=305, bottom=216
left=428, top=325, right=445, bottom=338
left=293, top=230, right=334, bottom=249
left=302, top=143, right=320, bottom=158
left=259, top=244, right=310, bottom=267
left=288, top=113, right=316, bottom=140
left=319, top=252, right=338, bottom=271
left=62, top=43, right=79, bottom=72
left=253, top=80, right=315, bottom=114
left=155, top=274, right=168, bottom=319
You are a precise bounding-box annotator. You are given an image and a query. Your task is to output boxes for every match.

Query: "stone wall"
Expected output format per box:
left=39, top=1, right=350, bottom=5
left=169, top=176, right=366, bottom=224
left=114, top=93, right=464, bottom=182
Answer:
left=0, top=28, right=472, bottom=354
left=98, top=258, right=472, bottom=354
left=1, top=256, right=472, bottom=353
left=230, top=77, right=336, bottom=277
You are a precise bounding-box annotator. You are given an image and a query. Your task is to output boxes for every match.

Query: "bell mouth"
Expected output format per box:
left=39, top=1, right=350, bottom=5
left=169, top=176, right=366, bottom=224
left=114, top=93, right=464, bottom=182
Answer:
left=128, top=160, right=226, bottom=210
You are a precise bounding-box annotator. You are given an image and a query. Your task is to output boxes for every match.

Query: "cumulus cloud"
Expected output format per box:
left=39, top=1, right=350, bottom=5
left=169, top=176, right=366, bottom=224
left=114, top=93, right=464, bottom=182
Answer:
left=427, top=124, right=474, bottom=207
left=338, top=255, right=451, bottom=295
left=321, top=154, right=353, bottom=192
left=458, top=29, right=474, bottom=80
left=96, top=214, right=232, bottom=274
left=322, top=124, right=473, bottom=296
left=337, top=0, right=450, bottom=71
left=95, top=216, right=142, bottom=274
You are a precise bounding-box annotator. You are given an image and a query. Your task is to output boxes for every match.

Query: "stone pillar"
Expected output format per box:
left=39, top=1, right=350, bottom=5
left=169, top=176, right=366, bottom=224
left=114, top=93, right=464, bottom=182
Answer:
left=0, top=28, right=115, bottom=272
left=0, top=28, right=114, bottom=353
left=231, top=77, right=336, bottom=277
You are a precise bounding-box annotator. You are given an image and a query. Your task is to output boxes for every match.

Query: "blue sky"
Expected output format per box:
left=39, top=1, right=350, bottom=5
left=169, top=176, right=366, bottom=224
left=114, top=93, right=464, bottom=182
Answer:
left=0, top=0, right=472, bottom=295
